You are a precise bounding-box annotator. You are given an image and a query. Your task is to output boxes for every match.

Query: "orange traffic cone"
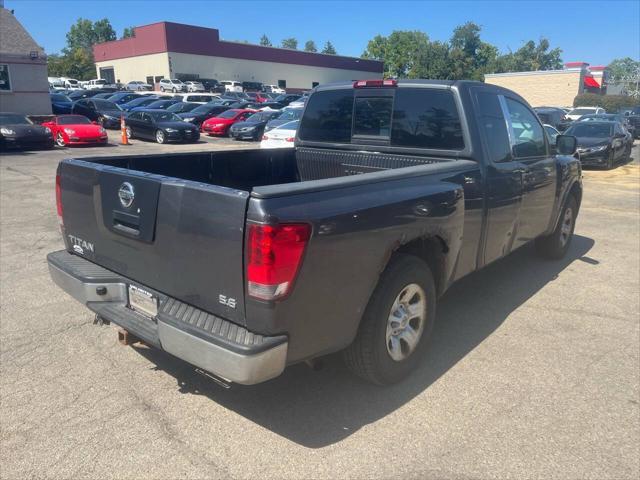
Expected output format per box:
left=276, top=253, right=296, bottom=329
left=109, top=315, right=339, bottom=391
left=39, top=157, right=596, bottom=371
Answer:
left=120, top=114, right=130, bottom=145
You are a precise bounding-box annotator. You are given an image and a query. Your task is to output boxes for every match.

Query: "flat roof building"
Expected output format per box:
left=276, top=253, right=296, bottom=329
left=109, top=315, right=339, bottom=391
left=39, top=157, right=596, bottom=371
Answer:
left=93, top=22, right=383, bottom=91
left=0, top=6, right=51, bottom=115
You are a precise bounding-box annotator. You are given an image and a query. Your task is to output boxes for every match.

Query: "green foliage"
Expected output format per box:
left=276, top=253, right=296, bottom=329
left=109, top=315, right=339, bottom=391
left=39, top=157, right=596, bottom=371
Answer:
left=363, top=23, right=563, bottom=81
left=281, top=38, right=298, bottom=50
left=573, top=93, right=638, bottom=111
left=47, top=48, right=95, bottom=80
left=304, top=40, right=317, bottom=53
left=121, top=27, right=135, bottom=39
left=607, top=57, right=640, bottom=81
left=66, top=18, right=115, bottom=54
left=259, top=34, right=272, bottom=47
left=362, top=30, right=430, bottom=78
left=321, top=41, right=337, bottom=55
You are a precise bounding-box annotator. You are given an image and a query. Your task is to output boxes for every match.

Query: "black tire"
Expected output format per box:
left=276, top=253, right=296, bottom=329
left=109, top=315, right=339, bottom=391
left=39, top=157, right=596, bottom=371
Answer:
left=535, top=194, right=578, bottom=260
left=606, top=150, right=615, bottom=170
left=343, top=254, right=436, bottom=385
left=160, top=86, right=165, bottom=92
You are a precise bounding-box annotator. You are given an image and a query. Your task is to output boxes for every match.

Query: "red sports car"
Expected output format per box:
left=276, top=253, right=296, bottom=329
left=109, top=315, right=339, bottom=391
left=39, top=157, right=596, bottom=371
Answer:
left=201, top=109, right=256, bottom=136
left=42, top=114, right=108, bottom=146
left=245, top=92, right=270, bottom=103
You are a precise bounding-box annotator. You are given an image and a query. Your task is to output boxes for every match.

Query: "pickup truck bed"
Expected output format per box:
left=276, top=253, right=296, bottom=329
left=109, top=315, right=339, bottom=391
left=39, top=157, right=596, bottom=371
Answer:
left=49, top=79, right=582, bottom=385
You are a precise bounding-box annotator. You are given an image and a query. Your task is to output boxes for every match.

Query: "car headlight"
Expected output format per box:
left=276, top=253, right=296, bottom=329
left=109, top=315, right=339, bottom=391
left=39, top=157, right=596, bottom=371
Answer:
left=182, top=117, right=195, bottom=122
left=63, top=128, right=75, bottom=135
left=99, top=127, right=107, bottom=134
left=165, top=128, right=178, bottom=133
left=589, top=145, right=609, bottom=152
left=0, top=127, right=15, bottom=135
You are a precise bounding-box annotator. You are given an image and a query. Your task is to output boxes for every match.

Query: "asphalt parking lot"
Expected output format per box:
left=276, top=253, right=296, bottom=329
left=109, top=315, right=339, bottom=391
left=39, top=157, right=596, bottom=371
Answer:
left=1, top=140, right=639, bottom=479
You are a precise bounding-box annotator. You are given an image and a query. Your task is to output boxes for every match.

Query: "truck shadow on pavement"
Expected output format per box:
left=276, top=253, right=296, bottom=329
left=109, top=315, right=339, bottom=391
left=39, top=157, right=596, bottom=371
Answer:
left=133, top=234, right=595, bottom=448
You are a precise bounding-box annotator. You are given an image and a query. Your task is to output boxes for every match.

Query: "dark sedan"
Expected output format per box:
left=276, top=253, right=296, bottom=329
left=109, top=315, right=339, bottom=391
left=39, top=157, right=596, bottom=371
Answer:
left=125, top=110, right=200, bottom=144
left=177, top=103, right=231, bottom=127
left=0, top=113, right=54, bottom=150
left=228, top=101, right=269, bottom=110
left=106, top=92, right=143, bottom=105
left=50, top=93, right=74, bottom=114
left=229, top=110, right=282, bottom=140
left=577, top=113, right=636, bottom=138
left=564, top=121, right=632, bottom=169
left=273, top=93, right=302, bottom=106
left=534, top=107, right=571, bottom=131
left=130, top=99, right=181, bottom=112
left=120, top=96, right=160, bottom=111
left=166, top=102, right=200, bottom=114
left=71, top=99, right=124, bottom=128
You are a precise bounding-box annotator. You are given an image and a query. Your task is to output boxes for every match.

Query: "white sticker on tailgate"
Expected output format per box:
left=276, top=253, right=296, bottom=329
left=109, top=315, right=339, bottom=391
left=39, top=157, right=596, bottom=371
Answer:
left=128, top=285, right=158, bottom=318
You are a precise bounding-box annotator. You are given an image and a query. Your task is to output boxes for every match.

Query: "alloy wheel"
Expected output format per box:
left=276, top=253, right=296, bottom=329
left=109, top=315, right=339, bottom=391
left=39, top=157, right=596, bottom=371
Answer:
left=385, top=283, right=427, bottom=362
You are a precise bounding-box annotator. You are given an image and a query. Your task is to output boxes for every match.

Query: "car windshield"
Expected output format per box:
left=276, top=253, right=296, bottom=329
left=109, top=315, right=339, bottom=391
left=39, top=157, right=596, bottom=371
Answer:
left=275, top=120, right=299, bottom=131
left=0, top=114, right=32, bottom=125
left=566, top=123, right=613, bottom=138
left=57, top=115, right=91, bottom=125
left=247, top=112, right=270, bottom=122
left=147, top=100, right=173, bottom=108
left=51, top=94, right=71, bottom=102
left=149, top=111, right=182, bottom=122
left=95, top=79, right=107, bottom=85
left=192, top=104, right=219, bottom=113
left=218, top=110, right=241, bottom=119
left=92, top=100, right=122, bottom=110
left=277, top=108, right=302, bottom=121
left=569, top=108, right=596, bottom=116
left=170, top=79, right=183, bottom=84
left=129, top=97, right=155, bottom=106
left=168, top=102, right=198, bottom=113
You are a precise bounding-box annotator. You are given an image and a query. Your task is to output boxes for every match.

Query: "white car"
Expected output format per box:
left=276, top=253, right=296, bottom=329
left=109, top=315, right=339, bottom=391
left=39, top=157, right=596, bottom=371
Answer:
left=566, top=107, right=605, bottom=121
left=173, top=92, right=220, bottom=104
left=264, top=84, right=285, bottom=94
left=288, top=96, right=308, bottom=108
left=159, top=78, right=187, bottom=93
left=260, top=120, right=299, bottom=149
left=221, top=81, right=243, bottom=93
left=126, top=80, right=153, bottom=91
left=184, top=81, right=205, bottom=92
left=85, top=79, right=108, bottom=90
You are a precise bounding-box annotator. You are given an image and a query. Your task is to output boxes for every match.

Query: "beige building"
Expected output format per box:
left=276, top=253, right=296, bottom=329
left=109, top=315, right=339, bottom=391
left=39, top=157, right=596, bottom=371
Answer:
left=93, top=22, right=383, bottom=91
left=0, top=7, right=51, bottom=115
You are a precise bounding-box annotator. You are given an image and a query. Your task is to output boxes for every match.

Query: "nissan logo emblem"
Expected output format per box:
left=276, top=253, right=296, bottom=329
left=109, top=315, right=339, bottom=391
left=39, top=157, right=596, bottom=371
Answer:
left=118, top=182, right=135, bottom=208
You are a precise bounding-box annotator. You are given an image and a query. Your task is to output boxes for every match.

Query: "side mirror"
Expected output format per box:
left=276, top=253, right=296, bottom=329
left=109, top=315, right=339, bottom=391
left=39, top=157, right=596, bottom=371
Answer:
left=556, top=135, right=577, bottom=155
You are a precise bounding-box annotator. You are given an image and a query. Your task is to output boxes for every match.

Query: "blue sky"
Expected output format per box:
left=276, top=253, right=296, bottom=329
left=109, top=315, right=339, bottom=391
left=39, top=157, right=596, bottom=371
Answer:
left=6, top=0, right=640, bottom=66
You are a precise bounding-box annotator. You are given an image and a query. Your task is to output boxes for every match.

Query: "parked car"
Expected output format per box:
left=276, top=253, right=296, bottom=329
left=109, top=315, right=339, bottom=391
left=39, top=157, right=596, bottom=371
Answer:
left=0, top=113, right=54, bottom=149
left=229, top=110, right=282, bottom=141
left=245, top=92, right=270, bottom=103
left=92, top=92, right=116, bottom=99
left=213, top=98, right=242, bottom=106
left=256, top=102, right=285, bottom=111
left=264, top=106, right=303, bottom=132
left=260, top=119, right=299, bottom=148
left=287, top=96, right=308, bottom=108
left=48, top=80, right=583, bottom=386
left=619, top=106, right=640, bottom=138
left=564, top=121, right=632, bottom=169
left=566, top=106, right=605, bottom=121
left=71, top=99, right=123, bottom=128
left=273, top=94, right=302, bottom=106
left=201, top=108, right=256, bottom=136
left=173, top=93, right=220, bottom=104
left=130, top=99, right=181, bottom=112
left=159, top=78, right=187, bottom=93
left=85, top=79, right=109, bottom=90
left=228, top=101, right=266, bottom=110
left=120, top=96, right=160, bottom=112
left=126, top=80, right=153, bottom=91
left=67, top=90, right=102, bottom=101
left=42, top=114, right=108, bottom=147
left=242, top=81, right=263, bottom=92
left=543, top=124, right=560, bottom=145
left=166, top=102, right=201, bottom=114
left=106, top=92, right=142, bottom=105
left=184, top=81, right=205, bottom=92
left=263, top=84, right=285, bottom=94
left=534, top=107, right=571, bottom=131
left=59, top=77, right=82, bottom=90
left=177, top=103, right=232, bottom=127
left=199, top=78, right=226, bottom=94
left=221, top=80, right=243, bottom=93
left=577, top=113, right=636, bottom=137
left=50, top=93, right=74, bottom=115
left=220, top=92, right=250, bottom=101
left=124, top=110, right=200, bottom=144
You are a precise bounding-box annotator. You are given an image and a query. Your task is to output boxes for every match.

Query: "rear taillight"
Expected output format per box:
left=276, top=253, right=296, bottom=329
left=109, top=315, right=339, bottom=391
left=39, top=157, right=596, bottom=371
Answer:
left=55, top=173, right=63, bottom=219
left=353, top=79, right=397, bottom=88
left=247, top=223, right=311, bottom=301
left=286, top=137, right=294, bottom=142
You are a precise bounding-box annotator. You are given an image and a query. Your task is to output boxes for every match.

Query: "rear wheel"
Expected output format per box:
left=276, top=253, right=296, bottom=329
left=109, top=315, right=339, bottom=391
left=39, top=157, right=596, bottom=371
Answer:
left=535, top=195, right=577, bottom=259
left=172, top=87, right=177, bottom=93
left=160, top=86, right=165, bottom=92
left=55, top=133, right=66, bottom=147
left=343, top=254, right=436, bottom=385
left=125, top=126, right=133, bottom=140
left=155, top=130, right=166, bottom=144
left=606, top=150, right=615, bottom=169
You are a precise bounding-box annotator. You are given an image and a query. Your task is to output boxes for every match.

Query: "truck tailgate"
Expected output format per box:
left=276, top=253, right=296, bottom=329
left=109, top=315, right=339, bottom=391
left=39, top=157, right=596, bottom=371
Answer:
left=59, top=159, right=249, bottom=324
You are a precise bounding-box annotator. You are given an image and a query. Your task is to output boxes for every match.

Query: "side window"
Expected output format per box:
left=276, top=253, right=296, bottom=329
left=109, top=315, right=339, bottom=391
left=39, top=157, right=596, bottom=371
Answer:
left=475, top=91, right=511, bottom=163
left=128, top=112, right=140, bottom=120
left=505, top=97, right=546, bottom=158
left=298, top=89, right=353, bottom=142
left=391, top=88, right=464, bottom=149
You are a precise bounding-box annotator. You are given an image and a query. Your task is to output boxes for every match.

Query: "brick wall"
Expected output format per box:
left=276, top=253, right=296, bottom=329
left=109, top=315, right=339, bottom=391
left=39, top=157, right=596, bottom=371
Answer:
left=485, top=70, right=582, bottom=107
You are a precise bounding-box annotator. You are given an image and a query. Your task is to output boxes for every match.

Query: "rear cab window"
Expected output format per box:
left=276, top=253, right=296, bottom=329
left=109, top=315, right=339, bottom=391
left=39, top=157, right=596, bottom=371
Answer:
left=299, top=86, right=465, bottom=151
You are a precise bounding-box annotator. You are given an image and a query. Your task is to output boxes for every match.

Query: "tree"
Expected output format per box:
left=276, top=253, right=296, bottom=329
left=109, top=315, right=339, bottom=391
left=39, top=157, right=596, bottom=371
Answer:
left=491, top=38, right=562, bottom=74
left=259, top=34, right=272, bottom=47
left=413, top=41, right=452, bottom=80
left=607, top=57, right=640, bottom=98
left=66, top=18, right=116, bottom=55
left=121, top=27, right=135, bottom=39
left=281, top=38, right=298, bottom=50
left=304, top=40, right=317, bottom=53
left=321, top=41, right=337, bottom=55
left=47, top=48, right=94, bottom=80
left=362, top=31, right=429, bottom=78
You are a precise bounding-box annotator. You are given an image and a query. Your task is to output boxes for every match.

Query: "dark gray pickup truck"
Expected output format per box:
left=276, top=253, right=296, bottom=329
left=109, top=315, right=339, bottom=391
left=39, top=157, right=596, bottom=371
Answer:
left=48, top=80, right=582, bottom=385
